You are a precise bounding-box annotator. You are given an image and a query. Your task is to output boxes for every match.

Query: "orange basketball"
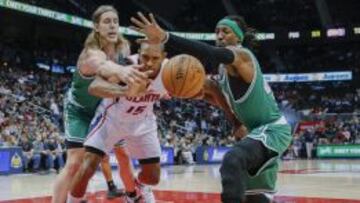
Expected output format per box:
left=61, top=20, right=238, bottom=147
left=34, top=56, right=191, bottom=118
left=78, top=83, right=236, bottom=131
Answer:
left=162, top=54, right=206, bottom=98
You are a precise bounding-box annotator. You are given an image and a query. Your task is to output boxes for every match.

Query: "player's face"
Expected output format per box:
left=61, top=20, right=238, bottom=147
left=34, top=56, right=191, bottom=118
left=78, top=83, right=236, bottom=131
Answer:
left=139, top=45, right=166, bottom=79
left=95, top=11, right=119, bottom=43
left=215, top=26, right=240, bottom=47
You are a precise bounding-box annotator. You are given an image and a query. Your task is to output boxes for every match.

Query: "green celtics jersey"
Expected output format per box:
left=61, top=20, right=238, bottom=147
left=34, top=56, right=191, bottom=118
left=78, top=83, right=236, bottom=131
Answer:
left=65, top=69, right=101, bottom=117
left=217, top=47, right=282, bottom=131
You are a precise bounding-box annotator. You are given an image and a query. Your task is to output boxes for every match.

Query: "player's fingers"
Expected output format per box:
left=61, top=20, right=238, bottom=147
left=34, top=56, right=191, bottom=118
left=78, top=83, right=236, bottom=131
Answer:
left=126, top=68, right=148, bottom=83
left=122, top=76, right=135, bottom=86
left=131, top=64, right=145, bottom=70
left=137, top=12, right=151, bottom=25
left=130, top=17, right=146, bottom=28
left=117, top=84, right=129, bottom=92
left=133, top=70, right=150, bottom=81
left=143, top=70, right=154, bottom=78
left=149, top=13, right=158, bottom=25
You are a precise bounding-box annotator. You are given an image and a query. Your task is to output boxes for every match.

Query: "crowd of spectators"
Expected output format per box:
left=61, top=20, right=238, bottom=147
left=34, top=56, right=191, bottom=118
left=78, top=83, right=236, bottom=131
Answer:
left=271, top=43, right=360, bottom=75
left=0, top=64, right=67, bottom=172
left=285, top=115, right=360, bottom=160
left=0, top=41, right=69, bottom=173
left=274, top=82, right=360, bottom=114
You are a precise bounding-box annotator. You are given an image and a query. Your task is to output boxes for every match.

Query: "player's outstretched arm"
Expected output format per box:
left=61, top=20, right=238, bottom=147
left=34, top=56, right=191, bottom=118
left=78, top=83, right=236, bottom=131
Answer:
left=78, top=48, right=150, bottom=86
left=130, top=12, right=234, bottom=71
left=202, top=78, right=247, bottom=140
left=89, top=73, right=150, bottom=98
left=202, top=79, right=238, bottom=125
left=88, top=76, right=129, bottom=98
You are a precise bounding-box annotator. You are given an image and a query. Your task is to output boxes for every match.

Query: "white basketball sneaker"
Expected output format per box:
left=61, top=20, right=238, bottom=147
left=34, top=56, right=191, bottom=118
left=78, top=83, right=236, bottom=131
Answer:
left=136, top=179, right=156, bottom=203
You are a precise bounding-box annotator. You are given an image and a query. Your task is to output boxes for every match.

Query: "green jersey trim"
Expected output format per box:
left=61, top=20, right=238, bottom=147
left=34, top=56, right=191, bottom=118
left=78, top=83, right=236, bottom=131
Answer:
left=233, top=48, right=258, bottom=103
left=245, top=189, right=277, bottom=195
left=66, top=88, right=86, bottom=108
left=247, top=115, right=288, bottom=153
left=220, top=48, right=258, bottom=105
left=78, top=68, right=95, bottom=80
left=64, top=136, right=86, bottom=143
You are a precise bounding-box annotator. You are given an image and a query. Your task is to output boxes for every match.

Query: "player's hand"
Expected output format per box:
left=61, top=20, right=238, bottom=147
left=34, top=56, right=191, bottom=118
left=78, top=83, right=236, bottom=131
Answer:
left=117, top=64, right=151, bottom=87
left=124, top=64, right=152, bottom=97
left=126, top=79, right=149, bottom=97
left=130, top=12, right=167, bottom=44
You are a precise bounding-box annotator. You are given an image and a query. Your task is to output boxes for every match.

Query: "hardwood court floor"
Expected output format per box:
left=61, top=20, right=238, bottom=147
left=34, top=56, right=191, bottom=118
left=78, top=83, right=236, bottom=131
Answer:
left=0, top=159, right=359, bottom=203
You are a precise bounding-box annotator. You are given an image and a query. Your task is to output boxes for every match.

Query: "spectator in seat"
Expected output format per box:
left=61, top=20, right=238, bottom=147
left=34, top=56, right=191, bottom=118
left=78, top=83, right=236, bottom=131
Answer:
left=46, top=137, right=65, bottom=172
left=18, top=136, right=34, bottom=172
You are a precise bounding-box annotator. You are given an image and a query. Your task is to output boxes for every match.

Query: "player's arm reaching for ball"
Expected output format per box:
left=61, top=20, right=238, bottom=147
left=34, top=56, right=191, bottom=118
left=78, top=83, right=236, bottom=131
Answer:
left=201, top=78, right=247, bottom=140
left=88, top=76, right=127, bottom=98
left=78, top=48, right=151, bottom=97
left=130, top=13, right=254, bottom=82
left=89, top=75, right=149, bottom=98
left=131, top=12, right=250, bottom=139
left=78, top=48, right=146, bottom=84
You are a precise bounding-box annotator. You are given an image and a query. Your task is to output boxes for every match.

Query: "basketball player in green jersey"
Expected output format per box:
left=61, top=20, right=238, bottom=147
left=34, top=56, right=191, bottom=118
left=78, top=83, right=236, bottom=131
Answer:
left=52, top=6, right=150, bottom=203
left=131, top=13, right=292, bottom=203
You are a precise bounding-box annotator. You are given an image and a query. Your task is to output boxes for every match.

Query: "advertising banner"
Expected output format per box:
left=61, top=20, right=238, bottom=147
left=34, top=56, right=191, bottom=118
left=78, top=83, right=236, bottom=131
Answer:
left=264, top=71, right=352, bottom=83
left=317, top=145, right=360, bottom=158
left=0, top=147, right=24, bottom=175
left=196, top=147, right=231, bottom=164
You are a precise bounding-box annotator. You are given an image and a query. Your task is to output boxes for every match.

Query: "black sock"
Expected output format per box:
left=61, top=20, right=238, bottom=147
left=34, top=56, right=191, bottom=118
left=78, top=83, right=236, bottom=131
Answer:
left=107, top=180, right=116, bottom=191
left=127, top=191, right=137, bottom=198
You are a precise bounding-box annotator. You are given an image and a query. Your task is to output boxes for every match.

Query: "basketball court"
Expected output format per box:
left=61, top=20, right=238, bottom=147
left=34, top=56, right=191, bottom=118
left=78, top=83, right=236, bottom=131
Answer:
left=0, top=159, right=359, bottom=203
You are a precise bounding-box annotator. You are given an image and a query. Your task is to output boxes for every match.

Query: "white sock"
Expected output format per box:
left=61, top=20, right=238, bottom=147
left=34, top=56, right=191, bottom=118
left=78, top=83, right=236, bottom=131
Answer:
left=66, top=193, right=84, bottom=203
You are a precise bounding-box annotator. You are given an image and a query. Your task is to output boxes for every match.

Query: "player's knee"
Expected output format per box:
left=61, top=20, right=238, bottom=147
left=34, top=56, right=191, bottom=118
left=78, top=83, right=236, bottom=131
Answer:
left=145, top=174, right=160, bottom=185
left=80, top=153, right=102, bottom=179
left=64, top=149, right=85, bottom=176
left=140, top=165, right=161, bottom=185
left=149, top=170, right=161, bottom=185
left=65, top=159, right=82, bottom=177
left=144, top=171, right=160, bottom=185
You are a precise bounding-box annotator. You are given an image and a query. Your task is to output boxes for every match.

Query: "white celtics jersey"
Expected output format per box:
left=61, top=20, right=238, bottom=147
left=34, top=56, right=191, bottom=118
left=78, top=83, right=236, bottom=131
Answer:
left=98, top=55, right=168, bottom=123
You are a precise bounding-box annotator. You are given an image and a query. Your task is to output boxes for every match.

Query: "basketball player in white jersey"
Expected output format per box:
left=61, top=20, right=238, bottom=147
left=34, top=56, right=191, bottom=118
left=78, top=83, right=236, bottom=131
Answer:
left=68, top=42, right=167, bottom=203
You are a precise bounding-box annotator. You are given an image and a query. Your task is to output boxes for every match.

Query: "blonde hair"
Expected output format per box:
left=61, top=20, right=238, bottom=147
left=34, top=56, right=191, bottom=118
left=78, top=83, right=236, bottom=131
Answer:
left=84, top=5, right=129, bottom=55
